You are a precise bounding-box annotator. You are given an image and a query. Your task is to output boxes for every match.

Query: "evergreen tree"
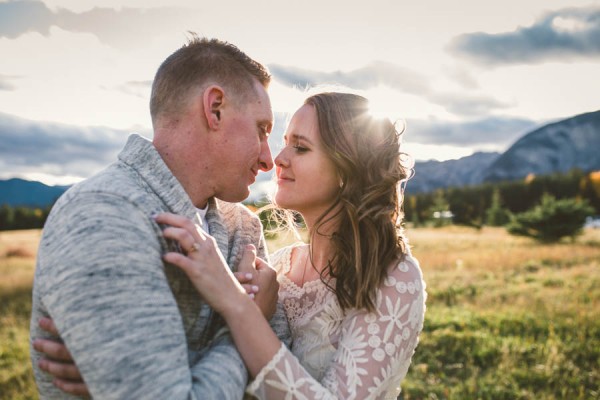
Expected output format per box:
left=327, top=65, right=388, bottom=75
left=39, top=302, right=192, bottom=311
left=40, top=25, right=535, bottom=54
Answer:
left=506, top=194, right=594, bottom=243
left=485, top=189, right=510, bottom=226
left=0, top=204, right=15, bottom=230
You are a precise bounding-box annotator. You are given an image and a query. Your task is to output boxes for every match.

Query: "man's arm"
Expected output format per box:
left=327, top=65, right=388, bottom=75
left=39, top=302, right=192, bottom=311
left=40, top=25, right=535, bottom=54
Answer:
left=31, top=193, right=247, bottom=399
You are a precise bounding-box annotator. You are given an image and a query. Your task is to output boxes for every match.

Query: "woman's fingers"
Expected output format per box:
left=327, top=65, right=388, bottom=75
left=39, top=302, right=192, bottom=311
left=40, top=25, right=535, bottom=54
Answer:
left=241, top=283, right=260, bottom=295
left=162, top=227, right=199, bottom=254
left=156, top=212, right=206, bottom=243
left=163, top=252, right=200, bottom=277
left=155, top=212, right=200, bottom=232
left=234, top=271, right=254, bottom=284
left=237, top=245, right=257, bottom=275
left=53, top=379, right=91, bottom=398
left=33, top=339, right=74, bottom=362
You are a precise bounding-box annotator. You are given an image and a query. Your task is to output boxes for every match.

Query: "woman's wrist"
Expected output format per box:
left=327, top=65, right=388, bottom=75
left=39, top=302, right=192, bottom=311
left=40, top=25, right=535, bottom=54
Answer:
left=219, top=291, right=257, bottom=322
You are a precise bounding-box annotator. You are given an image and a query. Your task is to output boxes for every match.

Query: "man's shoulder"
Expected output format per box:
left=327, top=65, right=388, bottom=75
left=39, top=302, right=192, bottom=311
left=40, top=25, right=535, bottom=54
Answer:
left=56, top=163, right=152, bottom=210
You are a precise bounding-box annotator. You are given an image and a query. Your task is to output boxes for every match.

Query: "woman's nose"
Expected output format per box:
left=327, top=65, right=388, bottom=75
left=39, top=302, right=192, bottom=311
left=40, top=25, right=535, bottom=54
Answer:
left=274, top=148, right=289, bottom=168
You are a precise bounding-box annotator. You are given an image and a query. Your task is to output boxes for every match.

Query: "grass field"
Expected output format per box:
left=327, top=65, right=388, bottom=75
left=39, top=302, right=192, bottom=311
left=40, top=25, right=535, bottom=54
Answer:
left=1, top=226, right=599, bottom=399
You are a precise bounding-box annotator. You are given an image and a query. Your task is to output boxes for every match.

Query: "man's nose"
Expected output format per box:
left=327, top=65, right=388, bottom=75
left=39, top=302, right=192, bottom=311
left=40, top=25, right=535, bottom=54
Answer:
left=258, top=141, right=274, bottom=172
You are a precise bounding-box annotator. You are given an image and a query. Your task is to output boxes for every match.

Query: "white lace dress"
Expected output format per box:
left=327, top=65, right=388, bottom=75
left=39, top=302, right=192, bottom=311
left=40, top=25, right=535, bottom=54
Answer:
left=246, top=243, right=426, bottom=399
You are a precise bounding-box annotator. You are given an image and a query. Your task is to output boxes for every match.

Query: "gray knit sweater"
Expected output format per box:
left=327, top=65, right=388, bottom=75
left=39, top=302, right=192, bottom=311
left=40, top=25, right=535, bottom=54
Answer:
left=30, top=134, right=290, bottom=399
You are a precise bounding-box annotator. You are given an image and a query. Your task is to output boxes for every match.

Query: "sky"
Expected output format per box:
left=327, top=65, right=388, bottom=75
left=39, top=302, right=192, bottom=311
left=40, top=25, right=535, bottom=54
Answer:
left=1, top=0, right=599, bottom=188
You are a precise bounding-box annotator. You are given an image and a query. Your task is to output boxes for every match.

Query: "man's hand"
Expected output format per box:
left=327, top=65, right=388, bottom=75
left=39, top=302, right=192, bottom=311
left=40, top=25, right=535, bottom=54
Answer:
left=33, top=317, right=90, bottom=398
left=236, top=245, right=279, bottom=320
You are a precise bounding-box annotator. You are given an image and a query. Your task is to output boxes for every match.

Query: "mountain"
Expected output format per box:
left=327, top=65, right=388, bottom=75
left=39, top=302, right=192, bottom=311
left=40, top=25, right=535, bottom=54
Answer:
left=0, top=178, right=69, bottom=207
left=406, top=109, right=600, bottom=193
left=1, top=110, right=598, bottom=204
left=482, top=110, right=600, bottom=182
left=406, top=152, right=500, bottom=194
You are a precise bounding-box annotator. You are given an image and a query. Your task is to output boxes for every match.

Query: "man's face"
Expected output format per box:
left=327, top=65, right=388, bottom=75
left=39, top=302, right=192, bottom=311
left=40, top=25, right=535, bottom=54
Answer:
left=212, top=81, right=274, bottom=203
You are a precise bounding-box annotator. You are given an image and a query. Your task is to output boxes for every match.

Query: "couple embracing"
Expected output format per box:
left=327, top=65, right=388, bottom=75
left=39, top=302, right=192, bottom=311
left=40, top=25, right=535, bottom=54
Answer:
left=30, top=36, right=426, bottom=399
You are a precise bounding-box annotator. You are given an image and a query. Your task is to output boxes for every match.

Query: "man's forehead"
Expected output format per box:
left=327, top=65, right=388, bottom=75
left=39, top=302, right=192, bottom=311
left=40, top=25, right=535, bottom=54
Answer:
left=253, top=84, right=274, bottom=122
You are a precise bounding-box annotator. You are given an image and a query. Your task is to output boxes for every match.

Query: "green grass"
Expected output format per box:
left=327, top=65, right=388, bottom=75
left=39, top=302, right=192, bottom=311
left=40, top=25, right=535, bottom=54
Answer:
left=0, top=229, right=38, bottom=400
left=400, top=226, right=600, bottom=399
left=1, top=227, right=599, bottom=399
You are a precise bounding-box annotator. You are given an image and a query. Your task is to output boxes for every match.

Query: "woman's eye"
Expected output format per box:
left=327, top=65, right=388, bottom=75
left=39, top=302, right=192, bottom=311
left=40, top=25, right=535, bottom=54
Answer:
left=293, top=145, right=308, bottom=153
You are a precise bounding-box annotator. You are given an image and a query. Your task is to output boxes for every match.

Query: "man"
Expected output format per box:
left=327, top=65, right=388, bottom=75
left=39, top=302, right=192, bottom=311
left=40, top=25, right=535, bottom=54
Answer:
left=30, top=36, right=290, bottom=399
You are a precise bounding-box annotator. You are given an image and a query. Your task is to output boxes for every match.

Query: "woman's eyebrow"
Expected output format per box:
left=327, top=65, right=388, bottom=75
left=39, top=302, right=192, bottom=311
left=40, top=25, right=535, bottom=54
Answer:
left=284, top=133, right=314, bottom=145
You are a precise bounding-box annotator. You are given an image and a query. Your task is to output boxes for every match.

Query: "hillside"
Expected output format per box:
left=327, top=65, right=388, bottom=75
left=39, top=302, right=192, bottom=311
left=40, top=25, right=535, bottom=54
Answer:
left=483, top=110, right=600, bottom=182
left=406, top=109, right=600, bottom=193
left=0, top=178, right=68, bottom=207
left=406, top=152, right=500, bottom=194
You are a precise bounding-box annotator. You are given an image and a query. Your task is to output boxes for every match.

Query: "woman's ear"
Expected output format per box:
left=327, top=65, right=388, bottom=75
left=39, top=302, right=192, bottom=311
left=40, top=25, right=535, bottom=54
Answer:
left=203, top=85, right=225, bottom=130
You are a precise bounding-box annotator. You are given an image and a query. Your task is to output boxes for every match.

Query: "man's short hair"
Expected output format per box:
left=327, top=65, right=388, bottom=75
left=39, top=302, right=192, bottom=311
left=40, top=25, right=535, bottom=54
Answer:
left=150, top=35, right=271, bottom=123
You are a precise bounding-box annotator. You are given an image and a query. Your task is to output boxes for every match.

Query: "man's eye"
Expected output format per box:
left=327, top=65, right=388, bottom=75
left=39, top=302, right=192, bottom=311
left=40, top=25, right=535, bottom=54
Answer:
left=259, top=126, right=269, bottom=139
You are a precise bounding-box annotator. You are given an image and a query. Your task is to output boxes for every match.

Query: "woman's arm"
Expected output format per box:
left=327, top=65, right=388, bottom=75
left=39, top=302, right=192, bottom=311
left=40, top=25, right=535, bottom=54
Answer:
left=245, top=256, right=427, bottom=399
left=157, top=212, right=283, bottom=377
left=161, top=212, right=427, bottom=399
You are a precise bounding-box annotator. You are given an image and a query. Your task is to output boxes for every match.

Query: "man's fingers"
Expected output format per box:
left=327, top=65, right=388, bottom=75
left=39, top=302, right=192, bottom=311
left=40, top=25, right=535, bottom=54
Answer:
left=33, top=339, right=73, bottom=362
left=53, top=379, right=91, bottom=398
left=39, top=358, right=83, bottom=380
left=38, top=317, right=60, bottom=336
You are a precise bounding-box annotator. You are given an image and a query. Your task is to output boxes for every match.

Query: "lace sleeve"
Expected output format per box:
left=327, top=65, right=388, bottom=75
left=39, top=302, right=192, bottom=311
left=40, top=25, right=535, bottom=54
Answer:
left=246, top=256, right=426, bottom=400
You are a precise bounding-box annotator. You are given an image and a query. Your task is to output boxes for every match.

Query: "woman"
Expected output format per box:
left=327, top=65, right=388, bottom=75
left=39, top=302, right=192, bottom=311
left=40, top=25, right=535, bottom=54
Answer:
left=40, top=92, right=426, bottom=399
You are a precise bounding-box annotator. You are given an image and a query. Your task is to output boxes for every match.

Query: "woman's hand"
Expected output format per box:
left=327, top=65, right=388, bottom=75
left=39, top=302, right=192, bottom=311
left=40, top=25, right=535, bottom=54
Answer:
left=156, top=212, right=253, bottom=316
left=236, top=248, right=279, bottom=320
left=33, top=317, right=90, bottom=398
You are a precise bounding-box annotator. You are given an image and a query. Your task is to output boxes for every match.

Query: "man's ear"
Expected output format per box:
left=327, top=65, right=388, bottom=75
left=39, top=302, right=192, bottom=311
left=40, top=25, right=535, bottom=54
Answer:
left=203, top=85, right=225, bottom=130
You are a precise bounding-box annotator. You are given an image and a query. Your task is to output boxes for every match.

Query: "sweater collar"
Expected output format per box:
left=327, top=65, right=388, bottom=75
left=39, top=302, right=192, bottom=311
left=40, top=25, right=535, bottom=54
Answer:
left=118, top=134, right=229, bottom=257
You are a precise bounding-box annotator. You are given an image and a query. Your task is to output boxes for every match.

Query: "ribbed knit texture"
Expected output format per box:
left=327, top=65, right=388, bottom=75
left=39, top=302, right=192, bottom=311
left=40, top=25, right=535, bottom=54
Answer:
left=30, top=134, right=290, bottom=399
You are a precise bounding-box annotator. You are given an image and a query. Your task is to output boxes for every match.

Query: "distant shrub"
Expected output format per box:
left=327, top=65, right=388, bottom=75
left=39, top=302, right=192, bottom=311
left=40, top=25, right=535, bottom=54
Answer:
left=428, top=190, right=453, bottom=227
left=4, top=247, right=34, bottom=258
left=506, top=194, right=594, bottom=243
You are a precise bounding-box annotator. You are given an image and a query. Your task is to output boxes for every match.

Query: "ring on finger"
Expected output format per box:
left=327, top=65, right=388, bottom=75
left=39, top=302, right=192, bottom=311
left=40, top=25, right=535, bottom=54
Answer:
left=188, top=242, right=201, bottom=253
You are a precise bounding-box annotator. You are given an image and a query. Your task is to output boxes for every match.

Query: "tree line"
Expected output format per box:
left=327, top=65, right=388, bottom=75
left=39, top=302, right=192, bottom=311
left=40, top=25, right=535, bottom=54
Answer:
left=403, top=169, right=600, bottom=227
left=0, top=205, right=51, bottom=231
left=2, top=169, right=599, bottom=238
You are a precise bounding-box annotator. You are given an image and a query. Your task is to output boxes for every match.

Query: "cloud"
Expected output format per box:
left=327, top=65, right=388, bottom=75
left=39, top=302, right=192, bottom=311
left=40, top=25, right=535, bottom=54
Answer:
left=449, top=6, right=600, bottom=65
left=115, top=80, right=152, bottom=98
left=0, top=75, right=17, bottom=91
left=430, top=94, right=512, bottom=117
left=271, top=62, right=509, bottom=117
left=407, top=116, right=538, bottom=147
left=269, top=61, right=432, bottom=94
left=0, top=111, right=130, bottom=178
left=0, top=0, right=197, bottom=49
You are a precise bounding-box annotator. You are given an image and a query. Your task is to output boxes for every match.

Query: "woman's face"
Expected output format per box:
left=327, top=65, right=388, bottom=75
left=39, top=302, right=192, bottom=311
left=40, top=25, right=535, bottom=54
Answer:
left=274, top=104, right=340, bottom=219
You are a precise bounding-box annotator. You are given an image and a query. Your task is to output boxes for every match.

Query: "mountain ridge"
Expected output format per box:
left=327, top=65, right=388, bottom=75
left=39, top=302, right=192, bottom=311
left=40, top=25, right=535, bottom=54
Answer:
left=2, top=109, right=599, bottom=204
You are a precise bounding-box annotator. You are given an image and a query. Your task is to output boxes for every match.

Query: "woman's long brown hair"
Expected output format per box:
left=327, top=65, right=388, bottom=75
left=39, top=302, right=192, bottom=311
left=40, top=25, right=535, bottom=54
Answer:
left=305, top=92, right=410, bottom=313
